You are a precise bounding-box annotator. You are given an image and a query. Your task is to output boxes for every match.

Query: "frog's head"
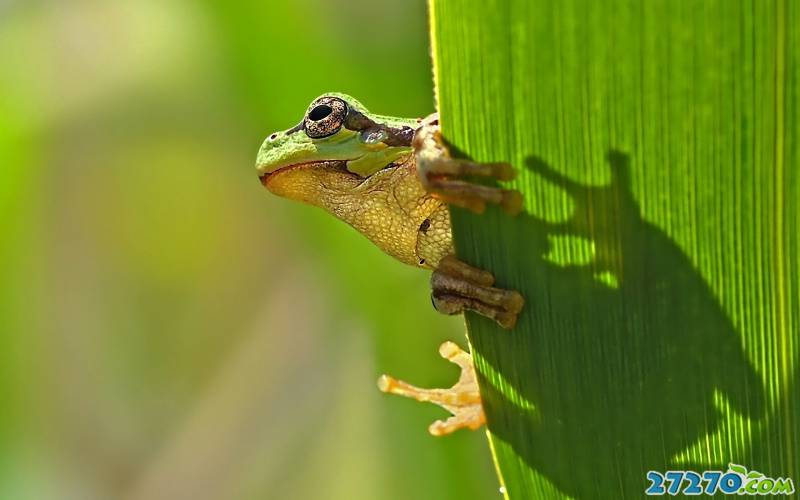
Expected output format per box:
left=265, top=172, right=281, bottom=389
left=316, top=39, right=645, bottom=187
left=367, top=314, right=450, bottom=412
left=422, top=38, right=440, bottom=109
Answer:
left=256, top=93, right=418, bottom=203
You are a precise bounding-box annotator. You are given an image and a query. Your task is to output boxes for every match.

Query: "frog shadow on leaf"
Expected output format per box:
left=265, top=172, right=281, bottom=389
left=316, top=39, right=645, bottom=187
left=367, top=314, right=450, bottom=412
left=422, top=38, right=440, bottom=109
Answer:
left=467, top=150, right=767, bottom=499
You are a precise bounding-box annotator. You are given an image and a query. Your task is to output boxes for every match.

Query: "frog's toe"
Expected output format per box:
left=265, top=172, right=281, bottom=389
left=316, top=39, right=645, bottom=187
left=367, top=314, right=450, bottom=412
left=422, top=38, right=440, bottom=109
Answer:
left=425, top=158, right=517, bottom=181
left=377, top=341, right=485, bottom=436
left=413, top=116, right=523, bottom=215
left=418, top=157, right=522, bottom=215
left=430, top=255, right=524, bottom=329
left=432, top=294, right=521, bottom=329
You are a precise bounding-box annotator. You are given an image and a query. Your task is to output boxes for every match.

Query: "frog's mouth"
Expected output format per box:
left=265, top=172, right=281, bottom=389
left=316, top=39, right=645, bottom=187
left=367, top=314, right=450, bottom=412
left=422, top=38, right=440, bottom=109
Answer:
left=258, top=160, right=353, bottom=187
left=258, top=159, right=367, bottom=205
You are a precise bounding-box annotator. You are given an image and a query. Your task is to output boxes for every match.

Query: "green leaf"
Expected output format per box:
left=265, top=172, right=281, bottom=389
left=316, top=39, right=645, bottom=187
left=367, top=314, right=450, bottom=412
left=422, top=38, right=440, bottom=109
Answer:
left=429, top=0, right=798, bottom=498
left=729, top=463, right=748, bottom=476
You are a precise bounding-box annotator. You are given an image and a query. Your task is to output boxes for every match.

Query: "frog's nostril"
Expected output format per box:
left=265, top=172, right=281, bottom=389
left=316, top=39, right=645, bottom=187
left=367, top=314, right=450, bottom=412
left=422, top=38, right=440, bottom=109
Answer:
left=270, top=133, right=278, bottom=140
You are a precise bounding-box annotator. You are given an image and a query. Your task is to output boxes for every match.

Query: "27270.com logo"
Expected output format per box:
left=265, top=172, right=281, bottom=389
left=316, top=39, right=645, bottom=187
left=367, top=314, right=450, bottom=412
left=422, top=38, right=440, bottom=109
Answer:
left=645, top=463, right=795, bottom=496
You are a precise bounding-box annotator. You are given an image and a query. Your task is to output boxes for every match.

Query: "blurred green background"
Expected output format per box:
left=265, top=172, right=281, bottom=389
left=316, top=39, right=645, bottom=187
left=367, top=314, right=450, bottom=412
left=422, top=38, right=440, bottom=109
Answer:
left=0, top=1, right=499, bottom=498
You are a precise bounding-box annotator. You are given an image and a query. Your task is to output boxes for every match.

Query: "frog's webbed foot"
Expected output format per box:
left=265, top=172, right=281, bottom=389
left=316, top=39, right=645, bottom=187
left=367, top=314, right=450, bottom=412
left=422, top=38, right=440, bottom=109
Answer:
left=431, top=255, right=524, bottom=329
left=413, top=114, right=523, bottom=215
left=377, top=341, right=485, bottom=436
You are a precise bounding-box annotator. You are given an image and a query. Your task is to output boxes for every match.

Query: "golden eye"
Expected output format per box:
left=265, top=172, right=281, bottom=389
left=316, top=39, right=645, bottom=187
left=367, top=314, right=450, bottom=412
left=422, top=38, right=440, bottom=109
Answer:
left=304, top=96, right=347, bottom=139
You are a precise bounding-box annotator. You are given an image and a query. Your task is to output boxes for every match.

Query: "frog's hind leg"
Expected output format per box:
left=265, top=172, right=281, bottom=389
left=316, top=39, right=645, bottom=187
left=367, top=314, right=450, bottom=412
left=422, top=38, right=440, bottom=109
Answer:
left=377, top=341, right=485, bottom=436
left=432, top=255, right=524, bottom=329
left=413, top=113, right=523, bottom=215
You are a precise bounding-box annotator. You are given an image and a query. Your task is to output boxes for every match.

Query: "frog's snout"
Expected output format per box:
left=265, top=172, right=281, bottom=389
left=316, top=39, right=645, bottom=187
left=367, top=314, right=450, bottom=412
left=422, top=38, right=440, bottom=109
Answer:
left=256, top=131, right=289, bottom=173
left=263, top=131, right=284, bottom=149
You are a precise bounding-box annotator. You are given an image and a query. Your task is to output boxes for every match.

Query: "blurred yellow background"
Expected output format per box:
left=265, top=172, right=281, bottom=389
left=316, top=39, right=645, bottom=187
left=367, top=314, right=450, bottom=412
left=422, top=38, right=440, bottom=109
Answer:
left=0, top=1, right=498, bottom=498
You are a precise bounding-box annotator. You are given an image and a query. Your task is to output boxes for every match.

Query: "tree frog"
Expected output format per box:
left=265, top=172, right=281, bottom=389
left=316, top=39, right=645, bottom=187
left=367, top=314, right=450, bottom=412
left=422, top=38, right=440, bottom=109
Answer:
left=256, top=94, right=523, bottom=435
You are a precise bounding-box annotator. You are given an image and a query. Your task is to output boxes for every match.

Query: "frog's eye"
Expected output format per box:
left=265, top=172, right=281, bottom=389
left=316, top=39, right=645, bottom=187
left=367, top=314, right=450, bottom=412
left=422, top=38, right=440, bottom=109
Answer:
left=304, top=96, right=347, bottom=139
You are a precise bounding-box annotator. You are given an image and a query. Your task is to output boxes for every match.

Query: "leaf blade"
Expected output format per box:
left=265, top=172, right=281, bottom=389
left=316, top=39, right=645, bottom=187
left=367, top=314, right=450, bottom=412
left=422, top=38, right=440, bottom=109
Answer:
left=430, top=0, right=799, bottom=497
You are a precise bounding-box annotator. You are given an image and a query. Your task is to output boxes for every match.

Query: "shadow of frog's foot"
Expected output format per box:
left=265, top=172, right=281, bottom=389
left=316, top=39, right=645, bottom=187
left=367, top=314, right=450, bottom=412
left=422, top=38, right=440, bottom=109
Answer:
left=431, top=255, right=524, bottom=329
left=377, top=341, right=485, bottom=436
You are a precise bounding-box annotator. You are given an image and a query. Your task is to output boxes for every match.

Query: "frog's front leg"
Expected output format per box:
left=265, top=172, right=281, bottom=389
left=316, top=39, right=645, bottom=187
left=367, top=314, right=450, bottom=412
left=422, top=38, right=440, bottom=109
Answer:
left=413, top=113, right=523, bottom=215
left=378, top=341, right=484, bottom=436
left=414, top=114, right=525, bottom=329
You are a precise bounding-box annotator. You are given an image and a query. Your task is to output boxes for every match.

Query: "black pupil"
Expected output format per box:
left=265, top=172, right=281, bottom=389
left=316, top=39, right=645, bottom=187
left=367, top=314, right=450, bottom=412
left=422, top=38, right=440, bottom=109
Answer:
left=309, top=104, right=333, bottom=121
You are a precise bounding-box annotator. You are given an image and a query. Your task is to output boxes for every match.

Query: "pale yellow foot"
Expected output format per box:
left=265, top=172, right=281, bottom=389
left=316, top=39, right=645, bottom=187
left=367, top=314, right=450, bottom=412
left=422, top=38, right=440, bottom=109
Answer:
left=377, top=341, right=485, bottom=436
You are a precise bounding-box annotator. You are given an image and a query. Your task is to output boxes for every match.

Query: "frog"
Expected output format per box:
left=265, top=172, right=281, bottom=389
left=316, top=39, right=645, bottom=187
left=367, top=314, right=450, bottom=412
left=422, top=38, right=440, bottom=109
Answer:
left=256, top=94, right=524, bottom=435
